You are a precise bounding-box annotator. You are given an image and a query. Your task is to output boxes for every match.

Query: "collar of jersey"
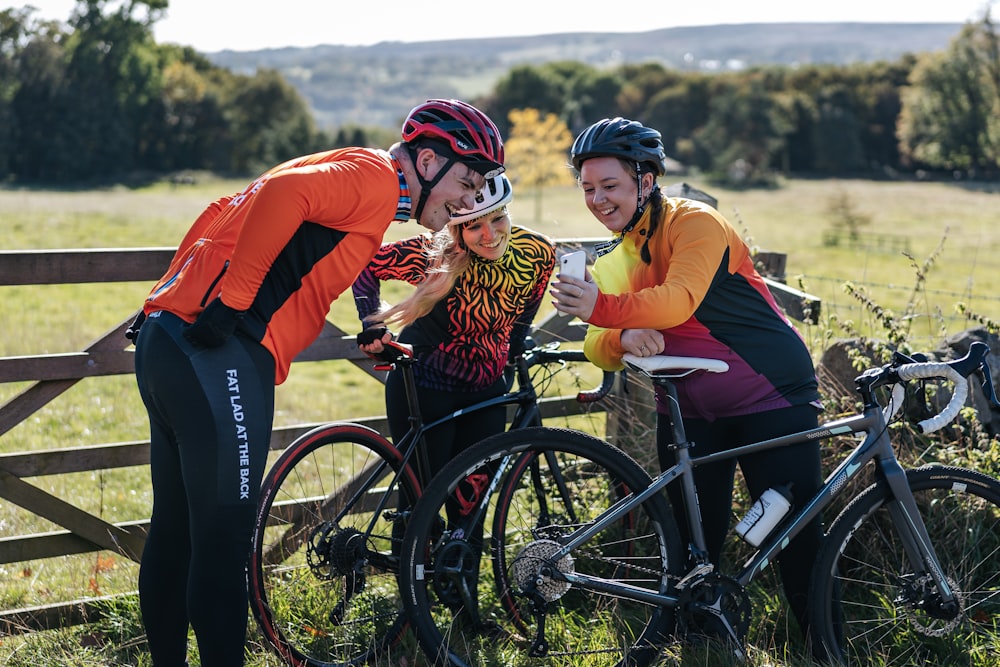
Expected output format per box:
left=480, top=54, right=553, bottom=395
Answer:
left=391, top=155, right=411, bottom=222
left=594, top=207, right=654, bottom=257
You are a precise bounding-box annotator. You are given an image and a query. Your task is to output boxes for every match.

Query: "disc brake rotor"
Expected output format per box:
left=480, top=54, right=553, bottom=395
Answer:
left=899, top=574, right=965, bottom=637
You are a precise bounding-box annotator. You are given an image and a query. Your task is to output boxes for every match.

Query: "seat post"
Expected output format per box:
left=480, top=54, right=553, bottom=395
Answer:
left=393, top=358, right=433, bottom=486
left=653, top=376, right=691, bottom=451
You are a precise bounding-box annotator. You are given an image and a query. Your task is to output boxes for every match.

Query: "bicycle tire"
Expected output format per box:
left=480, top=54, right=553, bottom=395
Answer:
left=249, top=422, right=421, bottom=667
left=399, top=426, right=683, bottom=667
left=810, top=465, right=1000, bottom=666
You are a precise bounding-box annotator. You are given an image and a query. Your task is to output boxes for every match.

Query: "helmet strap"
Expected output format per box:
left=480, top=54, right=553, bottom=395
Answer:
left=408, top=144, right=454, bottom=220
left=595, top=166, right=656, bottom=258
left=623, top=162, right=651, bottom=233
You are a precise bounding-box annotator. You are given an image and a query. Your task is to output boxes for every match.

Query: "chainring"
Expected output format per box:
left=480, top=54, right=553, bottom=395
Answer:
left=676, top=572, right=751, bottom=645
left=432, top=538, right=480, bottom=607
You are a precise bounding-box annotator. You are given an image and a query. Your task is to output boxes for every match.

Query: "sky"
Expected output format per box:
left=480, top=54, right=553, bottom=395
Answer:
left=16, top=0, right=997, bottom=52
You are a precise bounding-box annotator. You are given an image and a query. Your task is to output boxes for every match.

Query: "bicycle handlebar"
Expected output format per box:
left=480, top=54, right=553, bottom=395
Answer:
left=894, top=364, right=967, bottom=433
left=864, top=341, right=991, bottom=434
left=577, top=375, right=616, bottom=403
left=522, top=345, right=615, bottom=403
left=359, top=335, right=613, bottom=404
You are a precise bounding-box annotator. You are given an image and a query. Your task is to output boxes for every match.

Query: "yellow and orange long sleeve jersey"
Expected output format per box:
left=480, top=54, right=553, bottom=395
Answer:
left=584, top=197, right=819, bottom=420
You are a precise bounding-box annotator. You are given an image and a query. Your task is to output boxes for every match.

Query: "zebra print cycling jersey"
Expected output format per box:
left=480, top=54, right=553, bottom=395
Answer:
left=353, top=225, right=555, bottom=391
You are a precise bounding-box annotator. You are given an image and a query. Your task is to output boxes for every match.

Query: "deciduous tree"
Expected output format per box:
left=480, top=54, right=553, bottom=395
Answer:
left=898, top=11, right=1000, bottom=174
left=504, top=108, right=575, bottom=222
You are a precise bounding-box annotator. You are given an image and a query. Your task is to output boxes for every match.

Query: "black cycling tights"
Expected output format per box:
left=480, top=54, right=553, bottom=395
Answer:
left=658, top=403, right=823, bottom=638
left=134, top=311, right=275, bottom=667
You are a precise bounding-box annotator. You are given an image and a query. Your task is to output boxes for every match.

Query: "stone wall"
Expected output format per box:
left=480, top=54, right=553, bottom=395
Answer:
left=816, top=327, right=1000, bottom=435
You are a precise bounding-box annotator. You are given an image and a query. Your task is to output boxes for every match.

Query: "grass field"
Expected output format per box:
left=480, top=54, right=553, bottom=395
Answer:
left=1, top=174, right=999, bottom=666
left=5, top=175, right=1000, bottom=355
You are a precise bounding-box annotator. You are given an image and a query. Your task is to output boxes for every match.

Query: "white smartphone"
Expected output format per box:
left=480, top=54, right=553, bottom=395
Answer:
left=559, top=251, right=587, bottom=281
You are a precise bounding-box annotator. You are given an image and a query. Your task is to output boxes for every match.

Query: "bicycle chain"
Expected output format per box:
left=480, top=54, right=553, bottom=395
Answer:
left=574, top=546, right=669, bottom=579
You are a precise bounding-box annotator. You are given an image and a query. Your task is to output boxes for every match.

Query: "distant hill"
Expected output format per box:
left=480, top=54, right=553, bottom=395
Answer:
left=206, top=22, right=963, bottom=131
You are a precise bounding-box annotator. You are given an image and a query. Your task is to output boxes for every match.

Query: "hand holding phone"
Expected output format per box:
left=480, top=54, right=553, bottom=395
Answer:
left=559, top=251, right=587, bottom=281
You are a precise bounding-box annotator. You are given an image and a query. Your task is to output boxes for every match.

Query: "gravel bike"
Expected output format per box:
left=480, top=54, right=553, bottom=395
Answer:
left=248, top=339, right=612, bottom=666
left=398, top=341, right=1000, bottom=666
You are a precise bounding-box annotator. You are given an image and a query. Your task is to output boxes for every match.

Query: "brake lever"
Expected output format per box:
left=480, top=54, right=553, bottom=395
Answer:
left=891, top=350, right=928, bottom=365
left=978, top=360, right=1000, bottom=408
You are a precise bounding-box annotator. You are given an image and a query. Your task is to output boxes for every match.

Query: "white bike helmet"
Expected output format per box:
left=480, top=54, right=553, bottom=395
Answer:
left=448, top=174, right=513, bottom=226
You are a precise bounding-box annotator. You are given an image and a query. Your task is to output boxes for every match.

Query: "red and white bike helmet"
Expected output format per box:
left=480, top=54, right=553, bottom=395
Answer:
left=402, top=99, right=505, bottom=177
left=402, top=99, right=506, bottom=219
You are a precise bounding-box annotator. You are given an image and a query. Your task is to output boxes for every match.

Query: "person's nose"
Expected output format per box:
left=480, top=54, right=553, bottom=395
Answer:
left=481, top=224, right=495, bottom=242
left=459, top=193, right=477, bottom=210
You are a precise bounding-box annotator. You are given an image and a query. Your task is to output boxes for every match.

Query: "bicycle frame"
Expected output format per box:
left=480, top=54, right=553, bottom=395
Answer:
left=395, top=342, right=1000, bottom=667
left=248, top=342, right=610, bottom=667
left=337, top=348, right=595, bottom=548
left=505, top=370, right=959, bottom=613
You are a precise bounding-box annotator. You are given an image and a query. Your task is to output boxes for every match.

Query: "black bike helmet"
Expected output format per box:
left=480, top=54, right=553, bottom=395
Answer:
left=570, top=117, right=667, bottom=176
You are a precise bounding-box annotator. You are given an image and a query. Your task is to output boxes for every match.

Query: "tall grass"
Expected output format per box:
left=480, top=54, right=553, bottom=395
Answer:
left=1, top=176, right=999, bottom=666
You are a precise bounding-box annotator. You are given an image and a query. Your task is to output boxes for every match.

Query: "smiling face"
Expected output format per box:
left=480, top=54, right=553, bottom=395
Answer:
left=460, top=208, right=511, bottom=260
left=578, top=156, right=646, bottom=234
left=416, top=154, right=485, bottom=232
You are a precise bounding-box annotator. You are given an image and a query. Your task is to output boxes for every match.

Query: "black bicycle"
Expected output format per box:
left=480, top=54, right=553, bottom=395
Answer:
left=398, top=341, right=1000, bottom=666
left=248, top=339, right=612, bottom=667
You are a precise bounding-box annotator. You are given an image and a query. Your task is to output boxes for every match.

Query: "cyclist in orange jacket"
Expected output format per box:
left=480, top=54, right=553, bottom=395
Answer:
left=128, top=99, right=504, bottom=667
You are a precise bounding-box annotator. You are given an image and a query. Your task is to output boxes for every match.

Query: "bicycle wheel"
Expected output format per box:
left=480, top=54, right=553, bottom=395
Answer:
left=810, top=465, right=1000, bottom=666
left=249, top=422, right=421, bottom=667
left=400, top=426, right=682, bottom=667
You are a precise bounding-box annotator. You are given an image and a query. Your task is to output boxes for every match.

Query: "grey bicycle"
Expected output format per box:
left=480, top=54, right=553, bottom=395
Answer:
left=398, top=341, right=1000, bottom=666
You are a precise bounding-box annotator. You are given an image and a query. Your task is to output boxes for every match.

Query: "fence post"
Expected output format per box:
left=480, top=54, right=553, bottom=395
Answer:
left=602, top=370, right=658, bottom=472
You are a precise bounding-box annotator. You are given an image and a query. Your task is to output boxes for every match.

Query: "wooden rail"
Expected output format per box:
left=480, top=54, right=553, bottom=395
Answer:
left=0, top=242, right=818, bottom=635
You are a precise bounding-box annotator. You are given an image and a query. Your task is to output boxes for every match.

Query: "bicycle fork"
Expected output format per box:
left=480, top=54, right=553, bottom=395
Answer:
left=879, top=460, right=961, bottom=620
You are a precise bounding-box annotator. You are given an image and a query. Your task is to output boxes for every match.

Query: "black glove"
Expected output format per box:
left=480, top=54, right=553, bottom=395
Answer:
left=125, top=310, right=146, bottom=343
left=183, top=297, right=245, bottom=348
left=357, top=326, right=389, bottom=347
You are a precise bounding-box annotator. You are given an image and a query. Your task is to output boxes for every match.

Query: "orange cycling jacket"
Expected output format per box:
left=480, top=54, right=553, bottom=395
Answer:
left=143, top=147, right=404, bottom=384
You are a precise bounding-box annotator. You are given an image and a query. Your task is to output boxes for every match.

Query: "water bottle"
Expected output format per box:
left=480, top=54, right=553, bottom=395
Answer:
left=735, top=483, right=794, bottom=547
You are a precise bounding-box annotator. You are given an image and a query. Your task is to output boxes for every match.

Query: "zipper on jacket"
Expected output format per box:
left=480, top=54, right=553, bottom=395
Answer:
left=200, top=260, right=230, bottom=307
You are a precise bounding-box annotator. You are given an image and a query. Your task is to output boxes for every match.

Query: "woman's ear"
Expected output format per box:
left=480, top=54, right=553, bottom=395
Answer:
left=641, top=173, right=656, bottom=198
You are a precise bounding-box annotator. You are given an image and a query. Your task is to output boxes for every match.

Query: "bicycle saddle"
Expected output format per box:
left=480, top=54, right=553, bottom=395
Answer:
left=623, top=354, right=729, bottom=376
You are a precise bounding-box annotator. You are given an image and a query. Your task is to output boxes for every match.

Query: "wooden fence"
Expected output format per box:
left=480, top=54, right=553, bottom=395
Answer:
left=0, top=241, right=817, bottom=634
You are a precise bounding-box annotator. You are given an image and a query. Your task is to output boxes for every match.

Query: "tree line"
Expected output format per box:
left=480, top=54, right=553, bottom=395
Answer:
left=2, top=1, right=998, bottom=186
left=0, top=0, right=334, bottom=183
left=480, top=9, right=1000, bottom=186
